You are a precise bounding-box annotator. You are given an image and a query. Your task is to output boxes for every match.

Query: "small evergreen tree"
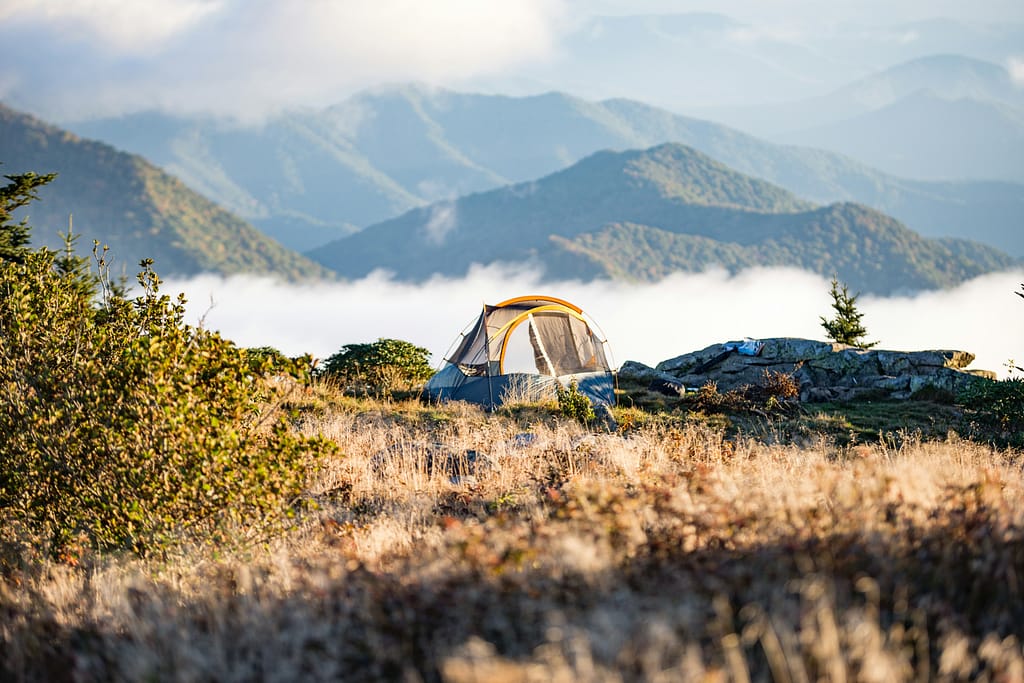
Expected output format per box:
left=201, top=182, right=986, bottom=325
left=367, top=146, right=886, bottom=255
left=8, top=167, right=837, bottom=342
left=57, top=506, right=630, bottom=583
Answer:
left=54, top=217, right=100, bottom=298
left=820, top=276, right=877, bottom=349
left=0, top=170, right=57, bottom=264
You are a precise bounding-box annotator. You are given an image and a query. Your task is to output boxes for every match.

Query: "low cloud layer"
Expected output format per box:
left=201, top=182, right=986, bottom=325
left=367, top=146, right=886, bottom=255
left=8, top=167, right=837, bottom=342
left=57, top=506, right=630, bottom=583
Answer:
left=166, top=266, right=1024, bottom=379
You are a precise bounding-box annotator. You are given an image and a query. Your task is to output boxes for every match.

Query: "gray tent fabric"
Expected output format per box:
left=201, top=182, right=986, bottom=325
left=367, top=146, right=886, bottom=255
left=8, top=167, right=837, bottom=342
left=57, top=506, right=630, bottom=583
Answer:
left=425, top=296, right=615, bottom=410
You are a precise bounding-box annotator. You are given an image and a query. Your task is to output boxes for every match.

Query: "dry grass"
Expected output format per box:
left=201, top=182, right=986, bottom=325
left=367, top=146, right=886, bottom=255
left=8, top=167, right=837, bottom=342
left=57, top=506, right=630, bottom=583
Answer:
left=2, top=389, right=1023, bottom=682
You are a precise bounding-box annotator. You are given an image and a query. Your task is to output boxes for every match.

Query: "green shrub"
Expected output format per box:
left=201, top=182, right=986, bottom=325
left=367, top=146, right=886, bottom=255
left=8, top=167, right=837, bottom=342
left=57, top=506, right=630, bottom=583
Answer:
left=557, top=380, right=596, bottom=425
left=0, top=251, right=332, bottom=558
left=319, top=338, right=433, bottom=397
left=244, top=345, right=314, bottom=380
left=958, top=377, right=1024, bottom=445
left=909, top=384, right=956, bottom=404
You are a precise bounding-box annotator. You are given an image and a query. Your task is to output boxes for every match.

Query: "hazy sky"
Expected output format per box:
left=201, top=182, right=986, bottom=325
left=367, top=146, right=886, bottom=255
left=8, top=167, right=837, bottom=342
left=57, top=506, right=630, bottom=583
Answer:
left=1, top=0, right=1021, bottom=121
left=578, top=0, right=1023, bottom=24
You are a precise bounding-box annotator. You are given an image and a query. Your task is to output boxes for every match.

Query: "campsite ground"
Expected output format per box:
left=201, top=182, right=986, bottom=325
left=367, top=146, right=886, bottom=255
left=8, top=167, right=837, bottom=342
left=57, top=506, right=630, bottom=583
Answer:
left=2, top=381, right=1022, bottom=681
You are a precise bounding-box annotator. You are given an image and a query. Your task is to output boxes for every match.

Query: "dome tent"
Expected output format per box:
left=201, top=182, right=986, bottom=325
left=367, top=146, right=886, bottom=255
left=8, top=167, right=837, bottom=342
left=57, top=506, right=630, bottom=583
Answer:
left=424, top=295, right=615, bottom=410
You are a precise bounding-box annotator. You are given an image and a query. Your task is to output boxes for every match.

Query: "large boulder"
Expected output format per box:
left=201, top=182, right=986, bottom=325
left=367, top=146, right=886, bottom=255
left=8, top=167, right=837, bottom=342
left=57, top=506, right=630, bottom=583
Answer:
left=618, top=360, right=680, bottom=384
left=646, top=337, right=994, bottom=402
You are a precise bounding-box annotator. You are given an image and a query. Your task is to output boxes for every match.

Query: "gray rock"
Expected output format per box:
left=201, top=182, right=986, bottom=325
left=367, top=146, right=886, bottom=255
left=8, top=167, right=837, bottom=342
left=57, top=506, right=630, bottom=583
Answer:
left=834, top=386, right=887, bottom=402
left=618, top=360, right=679, bottom=384
left=650, top=337, right=994, bottom=403
left=656, top=345, right=718, bottom=375
left=908, top=369, right=984, bottom=396
left=810, top=348, right=878, bottom=375
left=875, top=351, right=919, bottom=376
left=965, top=369, right=998, bottom=381
left=802, top=387, right=836, bottom=403
left=757, top=338, right=844, bottom=362
left=869, top=375, right=912, bottom=392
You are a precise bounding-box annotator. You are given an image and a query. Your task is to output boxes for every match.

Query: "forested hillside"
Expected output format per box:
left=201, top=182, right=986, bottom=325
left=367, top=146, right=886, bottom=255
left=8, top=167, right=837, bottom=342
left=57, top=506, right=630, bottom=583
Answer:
left=1, top=104, right=332, bottom=281
left=309, top=143, right=1017, bottom=294
left=70, top=86, right=1024, bottom=256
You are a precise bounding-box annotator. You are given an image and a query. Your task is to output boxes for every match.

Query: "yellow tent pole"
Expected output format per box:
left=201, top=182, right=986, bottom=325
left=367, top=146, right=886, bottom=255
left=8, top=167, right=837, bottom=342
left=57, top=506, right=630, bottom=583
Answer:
left=489, top=304, right=591, bottom=374
left=493, top=294, right=582, bottom=313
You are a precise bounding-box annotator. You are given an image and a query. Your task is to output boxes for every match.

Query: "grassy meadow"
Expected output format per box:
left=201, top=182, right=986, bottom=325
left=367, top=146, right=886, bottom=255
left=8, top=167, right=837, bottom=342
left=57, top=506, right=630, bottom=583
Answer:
left=2, top=380, right=1022, bottom=682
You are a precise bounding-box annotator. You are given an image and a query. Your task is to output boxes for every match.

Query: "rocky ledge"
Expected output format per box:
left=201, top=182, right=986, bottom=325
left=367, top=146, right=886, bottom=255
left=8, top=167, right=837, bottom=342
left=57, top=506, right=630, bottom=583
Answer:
left=620, top=337, right=996, bottom=402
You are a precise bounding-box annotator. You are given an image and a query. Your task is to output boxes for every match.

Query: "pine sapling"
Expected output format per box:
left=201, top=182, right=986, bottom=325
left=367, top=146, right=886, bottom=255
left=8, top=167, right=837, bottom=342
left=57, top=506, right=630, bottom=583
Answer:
left=820, top=276, right=877, bottom=349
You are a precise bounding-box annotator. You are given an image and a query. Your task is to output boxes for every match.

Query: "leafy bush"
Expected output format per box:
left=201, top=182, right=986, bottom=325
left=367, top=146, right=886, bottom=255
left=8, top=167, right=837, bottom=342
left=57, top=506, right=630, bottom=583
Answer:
left=244, top=345, right=314, bottom=380
left=0, top=249, right=332, bottom=558
left=955, top=283, right=1024, bottom=445
left=557, top=380, right=595, bottom=425
left=958, top=377, right=1024, bottom=445
left=319, top=338, right=433, bottom=396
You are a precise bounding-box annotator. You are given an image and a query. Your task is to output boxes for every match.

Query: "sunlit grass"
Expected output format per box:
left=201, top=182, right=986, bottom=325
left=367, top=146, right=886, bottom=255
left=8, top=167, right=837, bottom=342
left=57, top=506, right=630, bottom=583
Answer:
left=2, top=387, right=1022, bottom=681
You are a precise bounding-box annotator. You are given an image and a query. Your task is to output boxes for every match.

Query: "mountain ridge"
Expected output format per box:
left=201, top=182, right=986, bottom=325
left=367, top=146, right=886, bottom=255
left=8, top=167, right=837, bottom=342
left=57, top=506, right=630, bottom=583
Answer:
left=307, top=143, right=1018, bottom=295
left=0, top=103, right=332, bottom=281
left=778, top=89, right=1024, bottom=183
left=708, top=54, right=1024, bottom=136
left=67, top=85, right=1024, bottom=257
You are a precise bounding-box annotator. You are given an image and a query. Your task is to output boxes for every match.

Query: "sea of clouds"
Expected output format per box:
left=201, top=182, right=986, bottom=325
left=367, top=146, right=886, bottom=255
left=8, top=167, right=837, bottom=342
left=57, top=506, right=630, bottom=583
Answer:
left=166, top=265, right=1024, bottom=379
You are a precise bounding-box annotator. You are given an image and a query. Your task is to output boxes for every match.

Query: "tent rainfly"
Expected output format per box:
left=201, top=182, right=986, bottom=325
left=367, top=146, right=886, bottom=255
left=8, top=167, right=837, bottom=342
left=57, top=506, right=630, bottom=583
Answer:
left=424, top=295, right=615, bottom=409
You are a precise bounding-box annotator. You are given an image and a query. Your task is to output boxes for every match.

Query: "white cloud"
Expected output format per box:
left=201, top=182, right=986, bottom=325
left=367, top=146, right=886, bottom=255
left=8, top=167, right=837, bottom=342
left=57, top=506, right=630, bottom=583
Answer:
left=421, top=203, right=458, bottom=245
left=896, top=29, right=920, bottom=45
left=0, top=0, right=567, bottom=121
left=726, top=25, right=805, bottom=45
left=1009, top=57, right=1024, bottom=87
left=165, top=266, right=1024, bottom=379
left=0, top=0, right=221, bottom=54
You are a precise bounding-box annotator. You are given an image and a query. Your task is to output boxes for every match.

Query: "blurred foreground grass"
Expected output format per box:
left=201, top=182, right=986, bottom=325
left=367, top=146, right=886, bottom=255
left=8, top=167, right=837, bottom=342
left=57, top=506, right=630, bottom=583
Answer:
left=2, top=384, right=1022, bottom=682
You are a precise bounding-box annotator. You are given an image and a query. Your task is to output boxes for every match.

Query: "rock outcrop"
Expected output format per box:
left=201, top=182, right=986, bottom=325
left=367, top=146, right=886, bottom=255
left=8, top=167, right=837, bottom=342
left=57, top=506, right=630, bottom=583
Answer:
left=620, top=338, right=996, bottom=402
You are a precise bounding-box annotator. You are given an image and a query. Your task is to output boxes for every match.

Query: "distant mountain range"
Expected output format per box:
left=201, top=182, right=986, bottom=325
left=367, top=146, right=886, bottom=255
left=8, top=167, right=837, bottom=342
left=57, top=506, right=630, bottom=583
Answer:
left=308, top=143, right=1018, bottom=295
left=781, top=90, right=1024, bottom=183
left=702, top=55, right=1024, bottom=183
left=0, top=104, right=330, bottom=281
left=69, top=85, right=1024, bottom=257
left=705, top=54, right=1024, bottom=135
left=463, top=13, right=1024, bottom=113
left=475, top=13, right=863, bottom=110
